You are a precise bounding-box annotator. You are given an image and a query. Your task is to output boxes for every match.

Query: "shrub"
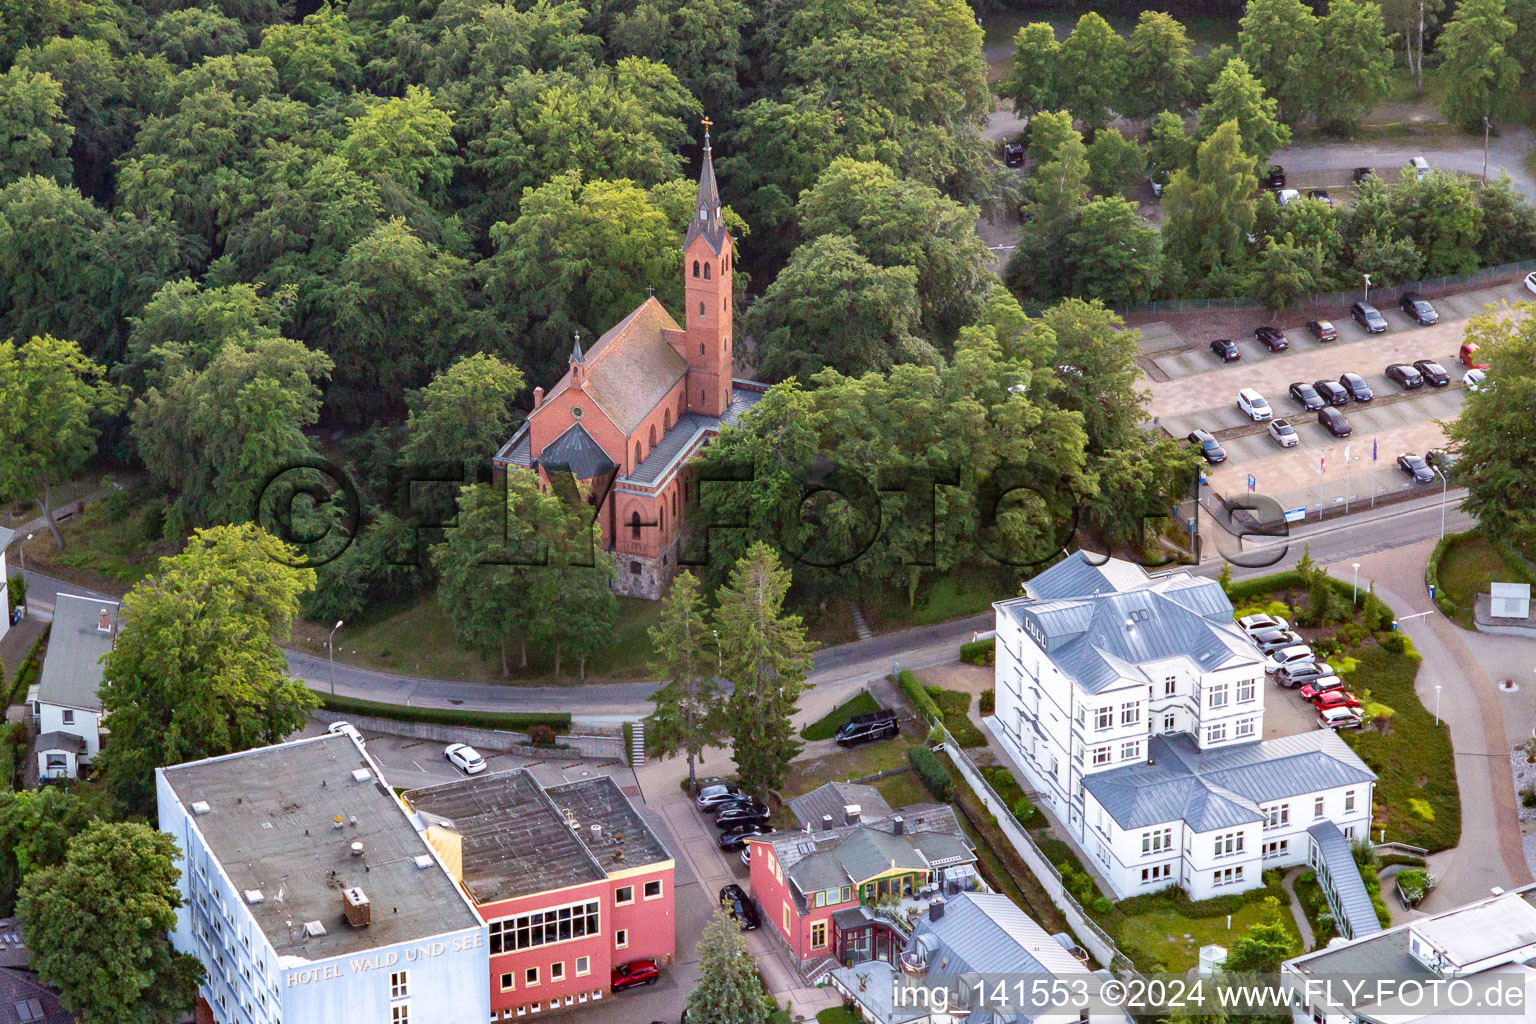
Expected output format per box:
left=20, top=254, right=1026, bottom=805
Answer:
left=979, top=688, right=994, bottom=716
left=907, top=745, right=952, bottom=800
left=898, top=670, right=943, bottom=722
left=1380, top=632, right=1408, bottom=655
left=960, top=638, right=995, bottom=665
left=320, top=693, right=570, bottom=732
left=1091, top=896, right=1113, bottom=915
left=1522, top=786, right=1536, bottom=809
left=6, top=574, right=24, bottom=611
left=1013, top=795, right=1035, bottom=822
left=1408, top=798, right=1434, bottom=821
left=1396, top=869, right=1433, bottom=903
left=527, top=723, right=557, bottom=746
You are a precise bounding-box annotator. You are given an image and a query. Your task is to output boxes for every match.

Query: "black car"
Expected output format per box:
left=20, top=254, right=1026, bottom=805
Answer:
left=718, top=822, right=774, bottom=849
left=1306, top=319, right=1338, bottom=342
left=1255, top=326, right=1289, bottom=352
left=1351, top=301, right=1388, bottom=333
left=1313, top=379, right=1350, bottom=406
left=1210, top=338, right=1241, bottom=361
left=1399, top=292, right=1439, bottom=326
left=1353, top=166, right=1374, bottom=183
left=1263, top=165, right=1286, bottom=189
left=1339, top=372, right=1374, bottom=402
left=1386, top=363, right=1424, bottom=389
left=1186, top=429, right=1227, bottom=464
left=1413, top=359, right=1450, bottom=386
left=714, top=800, right=771, bottom=828
left=1307, top=188, right=1333, bottom=207
left=835, top=708, right=899, bottom=746
left=1289, top=381, right=1325, bottom=410
left=1318, top=407, right=1352, bottom=437
left=1397, top=453, right=1434, bottom=483
left=1002, top=142, right=1024, bottom=167
left=1426, top=448, right=1457, bottom=478
left=719, top=884, right=760, bottom=930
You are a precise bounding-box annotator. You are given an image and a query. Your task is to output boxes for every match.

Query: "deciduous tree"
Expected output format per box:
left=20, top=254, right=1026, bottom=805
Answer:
left=402, top=353, right=526, bottom=477
left=1123, top=11, right=1195, bottom=120
left=1085, top=127, right=1146, bottom=198
left=1196, top=57, right=1291, bottom=166
left=1448, top=309, right=1536, bottom=546
left=1162, top=120, right=1259, bottom=292
left=997, top=22, right=1060, bottom=122
left=1239, top=0, right=1319, bottom=122
left=0, top=67, right=72, bottom=186
left=1438, top=0, right=1523, bottom=131
left=1056, top=13, right=1126, bottom=129
left=1310, top=0, right=1393, bottom=133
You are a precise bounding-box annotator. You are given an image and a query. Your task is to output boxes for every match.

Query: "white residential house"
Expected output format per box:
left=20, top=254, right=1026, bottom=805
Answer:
left=991, top=552, right=1376, bottom=901
left=30, top=593, right=119, bottom=780
left=0, top=526, right=13, bottom=645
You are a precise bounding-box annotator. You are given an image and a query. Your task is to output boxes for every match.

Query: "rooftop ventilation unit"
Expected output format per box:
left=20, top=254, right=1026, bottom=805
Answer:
left=350, top=841, right=365, bottom=857
left=244, top=890, right=265, bottom=905
left=413, top=854, right=433, bottom=870
left=191, top=801, right=211, bottom=815
left=332, top=816, right=344, bottom=829
left=351, top=769, right=371, bottom=783
left=302, top=920, right=326, bottom=938
left=844, top=804, right=861, bottom=825
left=342, top=887, right=371, bottom=928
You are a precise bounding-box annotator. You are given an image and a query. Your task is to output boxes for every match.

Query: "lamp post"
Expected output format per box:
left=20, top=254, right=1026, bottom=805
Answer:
left=1434, top=684, right=1442, bottom=726
left=327, top=620, right=344, bottom=695
left=712, top=629, right=720, bottom=671
left=18, top=533, right=32, bottom=573
left=1362, top=273, right=1372, bottom=305
left=1434, top=466, right=1449, bottom=539
left=1352, top=563, right=1360, bottom=603
left=1483, top=116, right=1492, bottom=183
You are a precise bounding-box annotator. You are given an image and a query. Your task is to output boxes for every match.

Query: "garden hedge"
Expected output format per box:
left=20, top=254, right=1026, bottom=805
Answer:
left=908, top=744, right=952, bottom=800
left=898, top=669, right=943, bottom=722
left=960, top=638, right=995, bottom=666
left=319, top=692, right=571, bottom=732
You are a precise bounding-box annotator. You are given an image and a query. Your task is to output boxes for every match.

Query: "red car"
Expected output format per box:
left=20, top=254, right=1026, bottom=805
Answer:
left=612, top=959, right=660, bottom=992
left=1460, top=342, right=1489, bottom=370
left=1299, top=678, right=1345, bottom=701
left=1312, top=690, right=1361, bottom=712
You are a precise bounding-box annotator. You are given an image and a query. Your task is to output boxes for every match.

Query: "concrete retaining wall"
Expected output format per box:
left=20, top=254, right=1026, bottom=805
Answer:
left=311, top=709, right=627, bottom=762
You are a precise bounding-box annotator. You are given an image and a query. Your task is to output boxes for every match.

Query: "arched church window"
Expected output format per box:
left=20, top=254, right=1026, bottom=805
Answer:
left=692, top=260, right=699, bottom=277
left=703, top=263, right=711, bottom=279
left=630, top=511, right=642, bottom=540
left=699, top=301, right=705, bottom=316
left=649, top=424, right=657, bottom=446
left=634, top=442, right=642, bottom=465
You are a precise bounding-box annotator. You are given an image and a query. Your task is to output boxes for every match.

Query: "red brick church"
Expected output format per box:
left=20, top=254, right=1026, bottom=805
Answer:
left=493, top=122, right=765, bottom=598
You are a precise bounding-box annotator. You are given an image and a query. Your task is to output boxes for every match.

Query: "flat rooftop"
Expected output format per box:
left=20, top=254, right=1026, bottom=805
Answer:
left=404, top=771, right=669, bottom=905
left=161, top=734, right=481, bottom=962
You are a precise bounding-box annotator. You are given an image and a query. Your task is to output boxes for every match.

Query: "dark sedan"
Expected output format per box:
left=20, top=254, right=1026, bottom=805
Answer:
left=1289, top=381, right=1325, bottom=410
left=1339, top=372, right=1374, bottom=402
left=1353, top=166, right=1374, bottom=183
left=1186, top=429, right=1227, bottom=464
left=1254, top=326, right=1289, bottom=352
left=718, top=822, right=774, bottom=849
left=1399, top=292, right=1439, bottom=326
left=1210, top=338, right=1241, bottom=361
left=1413, top=359, right=1450, bottom=386
left=1305, top=319, right=1338, bottom=342
left=1263, top=165, right=1286, bottom=189
left=1397, top=454, right=1434, bottom=483
left=1318, top=407, right=1352, bottom=437
left=1351, top=301, right=1388, bottom=333
left=1313, top=379, right=1350, bottom=406
left=714, top=800, right=771, bottom=828
left=1427, top=448, right=1457, bottom=478
left=719, top=884, right=761, bottom=930
left=1307, top=188, right=1333, bottom=207
left=1386, top=363, right=1424, bottom=389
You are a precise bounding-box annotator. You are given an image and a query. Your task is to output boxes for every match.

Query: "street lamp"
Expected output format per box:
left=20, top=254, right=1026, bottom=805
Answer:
left=18, top=533, right=32, bottom=573
left=1362, top=273, right=1372, bottom=304
left=1433, top=466, right=1449, bottom=539
left=1483, top=116, right=1493, bottom=183
left=327, top=620, right=344, bottom=695
left=1434, top=684, right=1442, bottom=726
left=1352, top=563, right=1360, bottom=603
left=712, top=629, right=720, bottom=671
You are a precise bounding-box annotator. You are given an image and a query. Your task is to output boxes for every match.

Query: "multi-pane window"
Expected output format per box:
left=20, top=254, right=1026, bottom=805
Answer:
left=1213, top=832, right=1244, bottom=857
left=490, top=900, right=601, bottom=954
left=1237, top=679, right=1256, bottom=703
left=391, top=971, right=408, bottom=999
left=810, top=922, right=827, bottom=948
left=1264, top=805, right=1290, bottom=829
left=1208, top=722, right=1227, bottom=744
left=1163, top=713, right=1176, bottom=731
left=1314, top=796, right=1326, bottom=818
left=1235, top=718, right=1255, bottom=739
left=1141, top=828, right=1173, bottom=854
left=392, top=1007, right=409, bottom=1024
left=1121, top=703, right=1141, bottom=726
left=1164, top=675, right=1177, bottom=697
left=1213, top=866, right=1243, bottom=887
left=1140, top=864, right=1171, bottom=883
left=1120, top=740, right=1140, bottom=761
left=1263, top=840, right=1290, bottom=858
left=1094, top=707, right=1113, bottom=731
left=1209, top=684, right=1229, bottom=709
left=1344, top=790, right=1357, bottom=813
left=1092, top=746, right=1111, bottom=765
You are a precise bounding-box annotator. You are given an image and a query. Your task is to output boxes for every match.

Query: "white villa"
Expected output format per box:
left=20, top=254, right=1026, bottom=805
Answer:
left=990, top=552, right=1377, bottom=901
left=30, top=593, right=119, bottom=780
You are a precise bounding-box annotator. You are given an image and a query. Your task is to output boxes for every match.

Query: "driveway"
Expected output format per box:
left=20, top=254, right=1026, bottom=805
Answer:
left=1273, top=124, right=1536, bottom=203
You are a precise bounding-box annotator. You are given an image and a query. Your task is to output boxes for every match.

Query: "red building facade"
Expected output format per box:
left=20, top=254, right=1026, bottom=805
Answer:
left=494, top=123, right=765, bottom=599
left=404, top=771, right=675, bottom=1020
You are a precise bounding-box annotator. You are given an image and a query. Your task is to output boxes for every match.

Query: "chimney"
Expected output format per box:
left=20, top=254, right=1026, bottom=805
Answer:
left=893, top=815, right=905, bottom=835
left=844, top=804, right=861, bottom=825
left=929, top=896, right=945, bottom=920
left=97, top=609, right=111, bottom=632
left=821, top=814, right=834, bottom=831
left=533, top=386, right=544, bottom=409
left=342, top=887, right=371, bottom=928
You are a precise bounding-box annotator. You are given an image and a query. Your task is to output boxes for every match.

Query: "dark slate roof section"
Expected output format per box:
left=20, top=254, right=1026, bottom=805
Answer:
left=684, top=130, right=728, bottom=255
left=628, top=384, right=766, bottom=485
left=1307, top=820, right=1383, bottom=939
left=1085, top=732, right=1376, bottom=831
left=787, top=782, right=894, bottom=831
left=537, top=422, right=617, bottom=481
left=494, top=423, right=533, bottom=468
left=36, top=594, right=118, bottom=713
left=0, top=969, right=73, bottom=1024
left=34, top=732, right=86, bottom=755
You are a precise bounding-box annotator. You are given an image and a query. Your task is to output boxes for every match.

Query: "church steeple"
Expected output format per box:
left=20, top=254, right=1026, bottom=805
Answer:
left=684, top=117, right=727, bottom=255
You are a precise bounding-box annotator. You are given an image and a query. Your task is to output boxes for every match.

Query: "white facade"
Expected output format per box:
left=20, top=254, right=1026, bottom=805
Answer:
left=991, top=553, right=1375, bottom=901
left=31, top=593, right=118, bottom=779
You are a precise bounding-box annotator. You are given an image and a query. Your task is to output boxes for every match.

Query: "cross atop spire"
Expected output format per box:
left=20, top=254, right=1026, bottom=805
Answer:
left=685, top=116, right=727, bottom=255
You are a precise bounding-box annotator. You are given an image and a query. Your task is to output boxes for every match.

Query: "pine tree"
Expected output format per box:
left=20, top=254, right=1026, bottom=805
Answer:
left=648, top=572, right=723, bottom=794
left=714, top=542, right=815, bottom=798
left=685, top=909, right=771, bottom=1024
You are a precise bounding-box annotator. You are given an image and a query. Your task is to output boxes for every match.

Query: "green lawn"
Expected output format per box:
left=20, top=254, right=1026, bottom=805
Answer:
left=1108, top=884, right=1302, bottom=973
left=864, top=563, right=1012, bottom=634
left=782, top=730, right=918, bottom=801
left=1343, top=645, right=1461, bottom=851
left=931, top=688, right=987, bottom=748
left=801, top=690, right=880, bottom=741
left=872, top=768, right=928, bottom=809
left=816, top=1009, right=859, bottom=1024
left=1436, top=532, right=1535, bottom=630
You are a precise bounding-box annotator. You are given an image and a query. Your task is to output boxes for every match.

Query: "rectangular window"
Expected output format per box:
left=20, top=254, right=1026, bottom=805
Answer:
left=393, top=1008, right=409, bottom=1024
left=525, top=968, right=539, bottom=987
left=1264, top=840, right=1290, bottom=858
left=1120, top=740, right=1140, bottom=761
left=489, top=900, right=601, bottom=954
left=1163, top=713, right=1175, bottom=731
left=615, top=886, right=634, bottom=905
left=1140, top=864, right=1171, bottom=883
left=1314, top=796, right=1325, bottom=819
left=813, top=891, right=824, bottom=908
left=1092, top=747, right=1111, bottom=766
left=614, top=930, right=627, bottom=949
left=1264, top=805, right=1290, bottom=829
left=1344, top=790, right=1356, bottom=813
left=1209, top=684, right=1229, bottom=709
left=1235, top=718, right=1255, bottom=739
left=391, top=971, right=409, bottom=999
left=1141, top=828, right=1172, bottom=854
left=550, top=963, right=564, bottom=982
left=500, top=974, right=514, bottom=993
left=810, top=922, right=827, bottom=948
left=839, top=885, right=853, bottom=903
left=643, top=879, right=663, bottom=900
left=1213, top=832, right=1245, bottom=857
left=1164, top=675, right=1177, bottom=697
left=575, top=957, right=590, bottom=977
left=1120, top=703, right=1140, bottom=726
left=782, top=905, right=791, bottom=935
left=1208, top=722, right=1227, bottom=744
left=1094, top=707, right=1113, bottom=731
left=62, top=709, right=75, bottom=725
left=1237, top=679, right=1256, bottom=703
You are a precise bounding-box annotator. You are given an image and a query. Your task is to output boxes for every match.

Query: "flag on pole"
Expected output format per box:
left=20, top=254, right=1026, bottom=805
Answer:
left=1344, top=442, right=1352, bottom=464
left=1373, top=437, right=1378, bottom=462
left=1320, top=453, right=1325, bottom=474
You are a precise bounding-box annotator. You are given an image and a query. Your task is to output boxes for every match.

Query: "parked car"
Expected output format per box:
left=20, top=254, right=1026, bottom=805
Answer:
left=1238, top=613, right=1291, bottom=636
left=1413, top=359, right=1449, bottom=386
left=719, top=885, right=761, bottom=930
left=1236, top=388, right=1273, bottom=421
left=1318, top=407, right=1352, bottom=437
left=1313, top=690, right=1363, bottom=712
left=1289, top=381, right=1325, bottom=410
left=1409, top=156, right=1431, bottom=180
left=1267, top=418, right=1298, bottom=447
left=740, top=846, right=752, bottom=867
left=1399, top=292, right=1439, bottom=325
left=612, top=960, right=661, bottom=991
left=1463, top=367, right=1487, bottom=392
left=1186, top=429, right=1227, bottom=464
left=714, top=801, right=771, bottom=829
left=1253, top=629, right=1306, bottom=654
left=835, top=708, right=899, bottom=746
left=1339, top=372, right=1374, bottom=402
left=1386, top=363, right=1424, bottom=389
left=1307, top=188, right=1333, bottom=207
left=719, top=883, right=749, bottom=908
left=1210, top=338, right=1242, bottom=362
left=1002, top=142, right=1024, bottom=167
left=1263, top=165, right=1286, bottom=189
left=1266, top=644, right=1317, bottom=673
left=1305, top=319, right=1338, bottom=342
left=1526, top=270, right=1536, bottom=296
left=1353, top=166, right=1374, bottom=183
left=1317, top=705, right=1363, bottom=730
left=1351, top=301, right=1388, bottom=333
left=1299, top=676, right=1348, bottom=700
left=1459, top=342, right=1488, bottom=369
left=695, top=782, right=744, bottom=811
left=444, top=742, right=487, bottom=774
left=718, top=822, right=774, bottom=849
left=327, top=721, right=365, bottom=746
left=1426, top=449, right=1457, bottom=478
left=1276, top=661, right=1338, bottom=688
left=1255, top=326, right=1289, bottom=352
left=1313, top=379, right=1350, bottom=406
left=1276, top=188, right=1300, bottom=206
left=1397, top=453, right=1434, bottom=483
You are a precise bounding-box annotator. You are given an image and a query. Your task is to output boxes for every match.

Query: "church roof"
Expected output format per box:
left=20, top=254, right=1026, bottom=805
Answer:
left=543, top=298, right=688, bottom=438
left=684, top=127, right=728, bottom=255
left=538, top=422, right=617, bottom=481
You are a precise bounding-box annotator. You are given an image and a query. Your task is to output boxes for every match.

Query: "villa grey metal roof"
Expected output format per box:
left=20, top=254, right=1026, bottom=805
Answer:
left=35, top=594, right=118, bottom=713
left=1307, top=820, right=1383, bottom=939
left=628, top=385, right=765, bottom=485
left=787, top=782, right=893, bottom=830
left=921, top=892, right=1083, bottom=977
left=1024, top=551, right=1156, bottom=600
left=1084, top=732, right=1376, bottom=831
left=537, top=422, right=616, bottom=481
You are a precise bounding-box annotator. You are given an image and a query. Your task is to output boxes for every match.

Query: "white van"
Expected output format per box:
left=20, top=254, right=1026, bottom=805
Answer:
left=1409, top=156, right=1431, bottom=180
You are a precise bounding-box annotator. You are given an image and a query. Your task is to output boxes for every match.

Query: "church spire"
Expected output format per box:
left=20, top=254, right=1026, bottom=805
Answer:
left=684, top=116, right=727, bottom=254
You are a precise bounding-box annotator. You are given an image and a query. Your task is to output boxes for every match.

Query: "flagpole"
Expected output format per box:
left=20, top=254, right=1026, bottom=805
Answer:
left=1345, top=443, right=1352, bottom=514
left=1371, top=437, right=1377, bottom=508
